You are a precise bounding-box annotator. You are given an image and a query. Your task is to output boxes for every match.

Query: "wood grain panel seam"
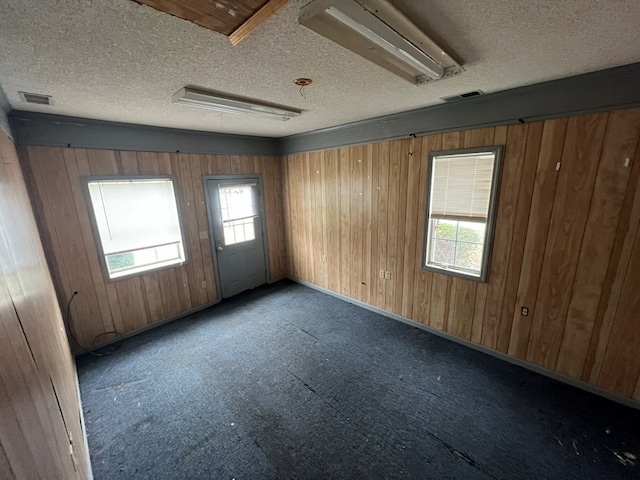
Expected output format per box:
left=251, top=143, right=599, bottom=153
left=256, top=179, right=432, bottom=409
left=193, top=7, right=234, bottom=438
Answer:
left=595, top=214, right=640, bottom=387
left=552, top=116, right=609, bottom=370
left=523, top=121, right=571, bottom=360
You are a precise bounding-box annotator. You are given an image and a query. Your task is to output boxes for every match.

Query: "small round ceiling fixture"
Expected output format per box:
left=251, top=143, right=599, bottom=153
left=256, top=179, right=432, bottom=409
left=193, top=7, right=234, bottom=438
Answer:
left=294, top=78, right=313, bottom=86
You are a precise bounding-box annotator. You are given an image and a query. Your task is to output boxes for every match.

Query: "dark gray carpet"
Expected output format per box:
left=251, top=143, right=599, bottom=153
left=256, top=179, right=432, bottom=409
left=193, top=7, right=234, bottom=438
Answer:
left=77, top=280, right=640, bottom=479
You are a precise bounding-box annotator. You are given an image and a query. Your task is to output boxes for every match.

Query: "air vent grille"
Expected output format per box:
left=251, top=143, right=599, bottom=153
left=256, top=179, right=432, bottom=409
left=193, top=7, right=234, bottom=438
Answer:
left=19, top=91, right=51, bottom=105
left=441, top=90, right=484, bottom=102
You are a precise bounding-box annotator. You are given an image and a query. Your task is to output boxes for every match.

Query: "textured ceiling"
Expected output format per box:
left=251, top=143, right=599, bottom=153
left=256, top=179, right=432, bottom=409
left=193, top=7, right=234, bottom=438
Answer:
left=1, top=0, right=640, bottom=137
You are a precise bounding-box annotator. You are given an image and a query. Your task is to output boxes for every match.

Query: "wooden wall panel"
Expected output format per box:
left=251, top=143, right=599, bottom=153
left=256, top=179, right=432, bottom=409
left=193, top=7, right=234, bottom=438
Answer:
left=495, top=122, right=543, bottom=353
left=526, top=113, right=608, bottom=369
left=597, top=224, right=640, bottom=395
left=411, top=135, right=439, bottom=326
left=362, top=144, right=373, bottom=305
left=0, top=131, right=91, bottom=478
left=338, top=148, right=351, bottom=298
left=21, top=147, right=285, bottom=347
left=507, top=119, right=567, bottom=359
left=400, top=138, right=420, bottom=318
left=481, top=124, right=528, bottom=350
left=282, top=107, right=640, bottom=401
left=556, top=110, right=640, bottom=378
left=374, top=142, right=390, bottom=309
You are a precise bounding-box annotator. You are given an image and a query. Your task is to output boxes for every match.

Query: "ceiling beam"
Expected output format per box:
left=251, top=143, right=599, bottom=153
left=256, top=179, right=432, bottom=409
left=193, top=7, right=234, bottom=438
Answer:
left=229, top=0, right=289, bottom=46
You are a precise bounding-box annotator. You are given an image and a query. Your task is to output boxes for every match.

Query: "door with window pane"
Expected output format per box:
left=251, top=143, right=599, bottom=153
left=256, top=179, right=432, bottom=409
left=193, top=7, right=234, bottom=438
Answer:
left=205, top=178, right=267, bottom=298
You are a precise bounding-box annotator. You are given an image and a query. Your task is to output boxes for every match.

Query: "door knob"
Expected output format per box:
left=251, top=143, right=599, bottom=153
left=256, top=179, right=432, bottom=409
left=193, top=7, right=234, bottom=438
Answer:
left=217, top=246, right=224, bottom=251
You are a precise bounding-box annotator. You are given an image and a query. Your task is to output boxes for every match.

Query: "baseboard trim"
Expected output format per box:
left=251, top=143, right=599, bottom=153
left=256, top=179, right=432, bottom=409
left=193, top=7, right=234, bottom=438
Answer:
left=74, top=365, right=94, bottom=480
left=73, top=277, right=286, bottom=356
left=290, top=278, right=640, bottom=411
left=72, top=299, right=221, bottom=356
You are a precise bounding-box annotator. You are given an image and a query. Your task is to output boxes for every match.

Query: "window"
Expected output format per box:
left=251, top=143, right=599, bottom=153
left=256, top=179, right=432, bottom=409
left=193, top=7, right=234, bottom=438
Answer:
left=217, top=184, right=258, bottom=246
left=423, top=147, right=502, bottom=281
left=85, top=177, right=186, bottom=280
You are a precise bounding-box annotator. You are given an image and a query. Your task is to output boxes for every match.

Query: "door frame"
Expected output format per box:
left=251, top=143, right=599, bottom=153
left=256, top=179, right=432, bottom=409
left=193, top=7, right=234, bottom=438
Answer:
left=202, top=174, right=270, bottom=300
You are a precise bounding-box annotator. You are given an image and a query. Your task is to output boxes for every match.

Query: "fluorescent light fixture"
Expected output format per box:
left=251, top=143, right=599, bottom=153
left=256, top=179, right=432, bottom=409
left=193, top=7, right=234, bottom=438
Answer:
left=172, top=88, right=302, bottom=121
left=299, top=0, right=463, bottom=85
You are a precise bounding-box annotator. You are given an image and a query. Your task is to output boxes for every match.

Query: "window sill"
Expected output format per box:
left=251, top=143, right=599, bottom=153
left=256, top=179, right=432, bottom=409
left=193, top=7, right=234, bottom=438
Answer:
left=422, top=263, right=486, bottom=282
left=106, top=259, right=187, bottom=282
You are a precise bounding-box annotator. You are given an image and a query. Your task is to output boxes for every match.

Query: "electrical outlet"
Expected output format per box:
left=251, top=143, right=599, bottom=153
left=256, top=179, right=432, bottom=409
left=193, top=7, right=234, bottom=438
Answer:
left=322, top=254, right=327, bottom=263
left=384, top=271, right=391, bottom=280
left=201, top=281, right=207, bottom=289
left=521, top=306, right=529, bottom=316
left=379, top=269, right=385, bottom=279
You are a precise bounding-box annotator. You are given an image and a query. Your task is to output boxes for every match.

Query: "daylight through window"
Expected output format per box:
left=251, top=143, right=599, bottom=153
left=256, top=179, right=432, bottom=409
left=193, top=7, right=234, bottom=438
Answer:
left=424, top=148, right=501, bottom=281
left=217, top=184, right=258, bottom=246
left=86, top=177, right=186, bottom=279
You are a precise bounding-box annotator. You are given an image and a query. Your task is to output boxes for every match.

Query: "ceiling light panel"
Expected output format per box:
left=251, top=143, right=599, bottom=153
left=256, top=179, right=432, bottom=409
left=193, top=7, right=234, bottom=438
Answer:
left=172, top=88, right=302, bottom=121
left=299, top=0, right=463, bottom=85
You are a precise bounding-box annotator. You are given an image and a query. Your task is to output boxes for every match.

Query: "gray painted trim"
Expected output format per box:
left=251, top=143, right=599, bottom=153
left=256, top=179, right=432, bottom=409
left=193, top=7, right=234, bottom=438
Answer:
left=9, top=111, right=278, bottom=156
left=8, top=62, right=640, bottom=156
left=291, top=278, right=640, bottom=411
left=278, top=62, right=640, bottom=154
left=422, top=146, right=502, bottom=282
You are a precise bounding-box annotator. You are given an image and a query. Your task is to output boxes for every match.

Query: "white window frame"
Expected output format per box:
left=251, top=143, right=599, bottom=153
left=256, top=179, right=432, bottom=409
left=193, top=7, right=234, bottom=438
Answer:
left=83, top=175, right=188, bottom=281
left=422, top=147, right=502, bottom=282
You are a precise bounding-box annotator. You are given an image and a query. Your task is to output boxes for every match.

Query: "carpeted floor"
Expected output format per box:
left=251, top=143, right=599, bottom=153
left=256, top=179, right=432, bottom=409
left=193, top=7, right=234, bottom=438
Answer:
left=77, top=280, right=640, bottom=479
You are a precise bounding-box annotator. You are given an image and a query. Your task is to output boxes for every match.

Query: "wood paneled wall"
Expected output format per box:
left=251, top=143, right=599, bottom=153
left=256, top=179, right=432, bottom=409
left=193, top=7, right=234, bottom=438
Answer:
left=282, top=108, right=640, bottom=400
left=21, top=147, right=286, bottom=347
left=0, top=131, right=91, bottom=478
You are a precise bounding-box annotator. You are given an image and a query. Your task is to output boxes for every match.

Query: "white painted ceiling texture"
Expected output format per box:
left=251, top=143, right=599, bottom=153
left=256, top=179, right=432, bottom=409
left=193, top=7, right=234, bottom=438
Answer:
left=0, top=0, right=639, bottom=137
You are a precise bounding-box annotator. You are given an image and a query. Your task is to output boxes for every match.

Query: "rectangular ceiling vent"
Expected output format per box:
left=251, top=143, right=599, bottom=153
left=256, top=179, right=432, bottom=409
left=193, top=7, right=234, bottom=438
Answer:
left=19, top=91, right=51, bottom=105
left=441, top=90, right=484, bottom=102
left=299, top=0, right=463, bottom=86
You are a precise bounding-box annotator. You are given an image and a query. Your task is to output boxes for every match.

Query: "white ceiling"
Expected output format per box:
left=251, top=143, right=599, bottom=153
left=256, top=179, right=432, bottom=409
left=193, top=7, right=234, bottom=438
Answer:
left=1, top=0, right=639, bottom=137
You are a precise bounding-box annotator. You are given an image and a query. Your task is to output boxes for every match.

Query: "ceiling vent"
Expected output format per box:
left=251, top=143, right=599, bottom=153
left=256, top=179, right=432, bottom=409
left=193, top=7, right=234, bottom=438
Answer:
left=19, top=91, right=51, bottom=105
left=441, top=90, right=484, bottom=102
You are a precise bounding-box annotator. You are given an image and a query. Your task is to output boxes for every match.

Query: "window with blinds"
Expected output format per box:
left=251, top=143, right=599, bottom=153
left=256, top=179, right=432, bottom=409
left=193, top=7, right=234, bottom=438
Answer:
left=85, top=177, right=186, bottom=279
left=423, top=148, right=501, bottom=281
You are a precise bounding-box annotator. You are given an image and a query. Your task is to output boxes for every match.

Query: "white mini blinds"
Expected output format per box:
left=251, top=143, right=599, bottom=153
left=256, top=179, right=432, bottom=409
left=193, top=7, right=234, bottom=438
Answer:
left=86, top=178, right=186, bottom=279
left=424, top=148, right=501, bottom=282
left=430, top=152, right=496, bottom=221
